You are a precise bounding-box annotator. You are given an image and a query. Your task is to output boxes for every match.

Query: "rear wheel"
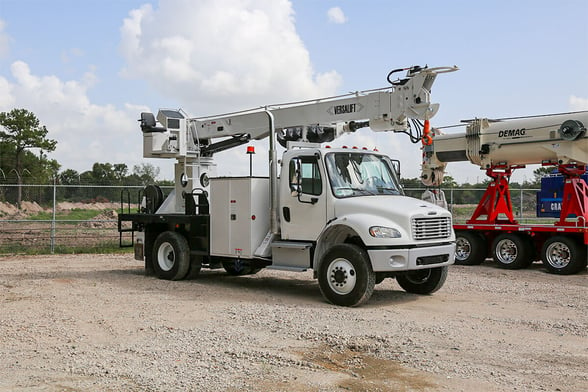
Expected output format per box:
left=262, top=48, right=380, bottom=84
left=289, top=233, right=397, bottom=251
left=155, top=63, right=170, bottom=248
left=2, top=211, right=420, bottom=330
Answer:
left=454, top=231, right=487, bottom=265
left=318, top=244, right=375, bottom=307
left=492, top=233, right=532, bottom=269
left=153, top=231, right=190, bottom=280
left=541, top=236, right=587, bottom=275
left=396, top=266, right=448, bottom=294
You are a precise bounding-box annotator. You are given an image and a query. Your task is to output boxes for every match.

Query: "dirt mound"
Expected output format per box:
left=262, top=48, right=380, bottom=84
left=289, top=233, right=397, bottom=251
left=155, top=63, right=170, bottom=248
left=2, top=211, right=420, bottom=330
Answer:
left=0, top=202, right=19, bottom=216
left=80, top=210, right=119, bottom=228
left=20, top=201, right=44, bottom=213
left=57, top=202, right=121, bottom=211
left=0, top=201, right=45, bottom=218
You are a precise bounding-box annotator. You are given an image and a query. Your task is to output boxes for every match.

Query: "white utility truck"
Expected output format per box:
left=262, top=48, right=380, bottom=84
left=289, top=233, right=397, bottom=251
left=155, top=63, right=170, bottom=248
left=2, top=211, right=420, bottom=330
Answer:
left=421, top=111, right=588, bottom=274
left=119, top=66, right=457, bottom=306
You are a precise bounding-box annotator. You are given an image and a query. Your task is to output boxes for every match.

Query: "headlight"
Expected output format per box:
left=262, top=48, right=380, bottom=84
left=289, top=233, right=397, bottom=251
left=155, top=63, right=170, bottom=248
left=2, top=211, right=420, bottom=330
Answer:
left=369, top=226, right=401, bottom=238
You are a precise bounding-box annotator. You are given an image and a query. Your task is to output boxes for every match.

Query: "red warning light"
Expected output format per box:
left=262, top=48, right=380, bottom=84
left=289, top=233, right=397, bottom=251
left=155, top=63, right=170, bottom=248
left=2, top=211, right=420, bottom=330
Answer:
left=246, top=146, right=255, bottom=154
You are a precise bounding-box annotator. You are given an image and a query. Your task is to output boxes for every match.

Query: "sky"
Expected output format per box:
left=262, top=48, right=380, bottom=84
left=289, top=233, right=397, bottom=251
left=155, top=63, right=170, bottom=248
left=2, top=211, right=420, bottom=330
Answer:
left=0, top=0, right=587, bottom=184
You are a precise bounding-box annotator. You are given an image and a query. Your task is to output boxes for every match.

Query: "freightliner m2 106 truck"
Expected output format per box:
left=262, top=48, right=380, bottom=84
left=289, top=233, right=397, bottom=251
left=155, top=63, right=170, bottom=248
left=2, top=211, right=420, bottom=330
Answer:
left=119, top=66, right=458, bottom=306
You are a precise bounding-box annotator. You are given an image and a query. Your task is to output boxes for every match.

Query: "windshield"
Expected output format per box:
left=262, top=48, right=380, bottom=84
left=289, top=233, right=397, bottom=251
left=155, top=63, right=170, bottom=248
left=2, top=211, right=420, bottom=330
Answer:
left=325, top=152, right=403, bottom=198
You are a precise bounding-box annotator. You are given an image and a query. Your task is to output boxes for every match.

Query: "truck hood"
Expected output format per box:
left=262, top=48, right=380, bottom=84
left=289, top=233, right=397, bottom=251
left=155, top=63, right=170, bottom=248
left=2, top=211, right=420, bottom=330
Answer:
left=332, top=195, right=452, bottom=243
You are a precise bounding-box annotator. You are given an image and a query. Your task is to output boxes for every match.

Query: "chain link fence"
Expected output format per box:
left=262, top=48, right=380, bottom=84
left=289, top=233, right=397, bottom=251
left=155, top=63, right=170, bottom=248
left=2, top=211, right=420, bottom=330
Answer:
left=0, top=183, right=544, bottom=255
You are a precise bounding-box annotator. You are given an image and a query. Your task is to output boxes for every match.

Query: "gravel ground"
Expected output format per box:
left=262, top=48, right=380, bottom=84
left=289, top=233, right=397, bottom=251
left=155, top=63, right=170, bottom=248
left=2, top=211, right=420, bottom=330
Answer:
left=0, top=254, right=586, bottom=391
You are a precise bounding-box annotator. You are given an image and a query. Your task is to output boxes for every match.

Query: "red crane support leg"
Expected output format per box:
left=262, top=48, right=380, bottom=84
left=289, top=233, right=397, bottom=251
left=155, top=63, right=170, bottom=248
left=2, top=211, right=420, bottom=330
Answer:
left=467, top=166, right=518, bottom=225
left=556, top=164, right=588, bottom=227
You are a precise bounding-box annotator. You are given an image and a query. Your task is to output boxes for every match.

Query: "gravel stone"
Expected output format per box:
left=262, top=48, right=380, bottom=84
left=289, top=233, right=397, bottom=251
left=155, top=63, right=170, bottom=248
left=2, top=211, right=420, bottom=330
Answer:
left=0, top=254, right=586, bottom=391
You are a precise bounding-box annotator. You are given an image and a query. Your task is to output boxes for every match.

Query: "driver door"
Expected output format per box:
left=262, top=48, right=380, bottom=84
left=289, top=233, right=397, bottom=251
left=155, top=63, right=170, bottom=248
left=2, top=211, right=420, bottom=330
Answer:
left=280, top=154, right=327, bottom=241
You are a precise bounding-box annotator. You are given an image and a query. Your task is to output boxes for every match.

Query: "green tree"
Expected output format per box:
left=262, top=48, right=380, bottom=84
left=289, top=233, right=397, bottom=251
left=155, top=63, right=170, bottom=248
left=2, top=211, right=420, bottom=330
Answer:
left=532, top=166, right=556, bottom=186
left=441, top=175, right=458, bottom=188
left=0, top=109, right=57, bottom=207
left=113, top=163, right=128, bottom=183
left=133, top=163, right=160, bottom=185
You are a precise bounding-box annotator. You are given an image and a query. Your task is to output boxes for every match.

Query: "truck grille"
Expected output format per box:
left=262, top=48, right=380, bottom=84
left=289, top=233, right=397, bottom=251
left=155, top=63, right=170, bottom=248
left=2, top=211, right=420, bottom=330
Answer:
left=412, top=217, right=452, bottom=240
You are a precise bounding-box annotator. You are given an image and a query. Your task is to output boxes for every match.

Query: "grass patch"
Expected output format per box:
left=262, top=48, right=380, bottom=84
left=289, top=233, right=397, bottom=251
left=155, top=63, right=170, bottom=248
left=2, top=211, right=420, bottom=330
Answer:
left=28, top=208, right=104, bottom=222
left=0, top=243, right=133, bottom=256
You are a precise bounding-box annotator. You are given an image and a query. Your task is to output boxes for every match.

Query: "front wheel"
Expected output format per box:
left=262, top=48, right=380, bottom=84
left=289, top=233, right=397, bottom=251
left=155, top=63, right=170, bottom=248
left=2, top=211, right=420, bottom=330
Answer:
left=396, top=266, right=448, bottom=294
left=541, top=236, right=587, bottom=275
left=318, top=244, right=376, bottom=307
left=152, top=231, right=190, bottom=280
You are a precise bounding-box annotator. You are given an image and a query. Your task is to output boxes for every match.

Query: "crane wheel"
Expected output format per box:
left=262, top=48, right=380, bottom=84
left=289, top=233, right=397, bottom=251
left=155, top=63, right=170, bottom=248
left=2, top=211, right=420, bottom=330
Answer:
left=491, top=233, right=533, bottom=269
left=541, top=236, right=587, bottom=275
left=454, top=231, right=488, bottom=265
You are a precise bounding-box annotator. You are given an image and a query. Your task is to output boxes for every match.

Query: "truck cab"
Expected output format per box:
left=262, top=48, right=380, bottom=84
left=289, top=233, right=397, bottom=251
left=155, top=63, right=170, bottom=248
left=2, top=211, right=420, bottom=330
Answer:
left=270, top=146, right=455, bottom=305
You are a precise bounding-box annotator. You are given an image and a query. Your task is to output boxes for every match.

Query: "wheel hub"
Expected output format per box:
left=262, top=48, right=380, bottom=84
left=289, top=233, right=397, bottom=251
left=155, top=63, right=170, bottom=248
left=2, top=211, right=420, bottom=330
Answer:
left=327, top=258, right=357, bottom=295
left=545, top=242, right=570, bottom=268
left=496, top=239, right=517, bottom=264
left=455, top=238, right=471, bottom=261
left=333, top=269, right=347, bottom=284
left=157, top=242, right=175, bottom=272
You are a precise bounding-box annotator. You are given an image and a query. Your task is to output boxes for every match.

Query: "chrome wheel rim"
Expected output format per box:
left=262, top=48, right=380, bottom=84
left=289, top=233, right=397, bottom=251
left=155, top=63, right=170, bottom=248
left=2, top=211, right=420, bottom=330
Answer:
left=495, top=239, right=517, bottom=264
left=545, top=242, right=570, bottom=269
left=455, top=237, right=471, bottom=262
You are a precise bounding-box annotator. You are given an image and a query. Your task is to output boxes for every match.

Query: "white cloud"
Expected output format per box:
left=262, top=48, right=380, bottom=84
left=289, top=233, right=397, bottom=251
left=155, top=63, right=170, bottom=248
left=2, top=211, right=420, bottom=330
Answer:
left=0, top=19, right=11, bottom=58
left=569, top=95, right=588, bottom=111
left=119, top=0, right=342, bottom=114
left=0, top=61, right=148, bottom=173
left=327, top=7, right=347, bottom=24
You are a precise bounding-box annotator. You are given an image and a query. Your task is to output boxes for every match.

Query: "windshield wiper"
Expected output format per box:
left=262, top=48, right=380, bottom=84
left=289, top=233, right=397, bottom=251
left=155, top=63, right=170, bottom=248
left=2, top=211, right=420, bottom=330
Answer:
left=376, top=187, right=401, bottom=195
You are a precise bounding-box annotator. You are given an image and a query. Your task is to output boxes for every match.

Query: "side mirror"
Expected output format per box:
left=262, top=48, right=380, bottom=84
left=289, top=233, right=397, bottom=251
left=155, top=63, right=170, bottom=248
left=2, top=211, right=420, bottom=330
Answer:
left=289, top=157, right=318, bottom=205
left=390, top=159, right=401, bottom=177
left=289, top=158, right=302, bottom=195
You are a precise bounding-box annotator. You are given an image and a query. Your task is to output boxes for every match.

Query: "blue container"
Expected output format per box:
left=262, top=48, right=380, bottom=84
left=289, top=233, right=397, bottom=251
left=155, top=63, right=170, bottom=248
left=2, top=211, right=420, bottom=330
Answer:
left=536, top=170, right=588, bottom=217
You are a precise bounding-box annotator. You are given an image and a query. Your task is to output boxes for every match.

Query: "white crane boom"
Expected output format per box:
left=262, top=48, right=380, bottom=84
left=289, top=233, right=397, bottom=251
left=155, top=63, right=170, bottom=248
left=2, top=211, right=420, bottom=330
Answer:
left=421, top=111, right=588, bottom=186
left=141, top=66, right=458, bottom=159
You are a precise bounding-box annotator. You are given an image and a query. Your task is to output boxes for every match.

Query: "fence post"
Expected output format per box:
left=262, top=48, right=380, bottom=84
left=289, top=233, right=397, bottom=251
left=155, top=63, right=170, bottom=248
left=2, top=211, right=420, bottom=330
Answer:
left=51, top=177, right=56, bottom=254
left=519, top=184, right=523, bottom=219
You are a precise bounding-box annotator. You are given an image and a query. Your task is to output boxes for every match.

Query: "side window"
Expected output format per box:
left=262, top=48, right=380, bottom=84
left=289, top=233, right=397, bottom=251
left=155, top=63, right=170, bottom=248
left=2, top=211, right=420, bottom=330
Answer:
left=289, top=156, right=322, bottom=196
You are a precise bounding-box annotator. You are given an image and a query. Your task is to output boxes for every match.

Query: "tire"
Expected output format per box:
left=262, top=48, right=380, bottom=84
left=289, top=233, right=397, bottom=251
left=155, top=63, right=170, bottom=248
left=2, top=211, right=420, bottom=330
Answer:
left=541, top=236, right=587, bottom=275
left=222, top=259, right=260, bottom=276
left=152, top=231, right=190, bottom=280
left=491, top=233, right=532, bottom=269
left=396, top=266, right=448, bottom=295
left=454, top=231, right=487, bottom=265
left=318, top=244, right=376, bottom=307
